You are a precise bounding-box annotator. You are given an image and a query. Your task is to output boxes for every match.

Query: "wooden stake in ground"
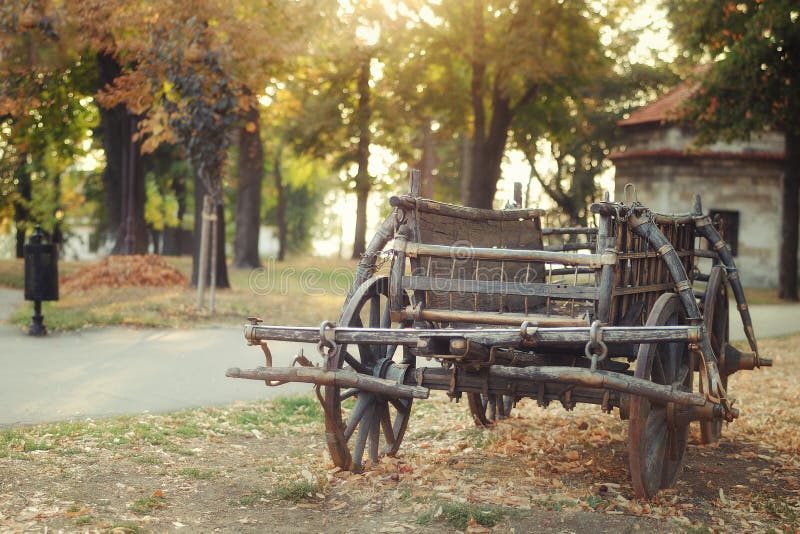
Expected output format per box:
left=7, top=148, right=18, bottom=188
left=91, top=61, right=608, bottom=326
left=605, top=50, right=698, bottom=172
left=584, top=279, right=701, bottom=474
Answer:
left=196, top=195, right=212, bottom=310
left=209, top=197, right=218, bottom=315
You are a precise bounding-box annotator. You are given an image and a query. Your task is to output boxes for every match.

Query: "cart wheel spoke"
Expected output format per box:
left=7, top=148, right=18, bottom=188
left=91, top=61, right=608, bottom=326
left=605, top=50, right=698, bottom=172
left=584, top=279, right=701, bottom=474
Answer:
left=343, top=351, right=370, bottom=375
left=351, top=404, right=374, bottom=469
left=340, top=388, right=359, bottom=402
left=389, top=397, right=410, bottom=416
left=379, top=401, right=396, bottom=449
left=674, top=360, right=691, bottom=387
left=368, top=407, right=381, bottom=463
left=344, top=393, right=372, bottom=441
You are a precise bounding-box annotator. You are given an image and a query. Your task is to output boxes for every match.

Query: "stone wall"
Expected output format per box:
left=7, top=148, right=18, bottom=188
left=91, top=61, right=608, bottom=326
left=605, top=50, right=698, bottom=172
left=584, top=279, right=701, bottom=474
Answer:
left=622, top=125, right=784, bottom=155
left=612, top=126, right=786, bottom=288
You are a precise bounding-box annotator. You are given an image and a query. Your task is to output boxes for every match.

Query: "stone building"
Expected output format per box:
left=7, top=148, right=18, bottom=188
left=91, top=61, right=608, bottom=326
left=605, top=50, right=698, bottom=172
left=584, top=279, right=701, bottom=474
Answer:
left=609, top=81, right=786, bottom=288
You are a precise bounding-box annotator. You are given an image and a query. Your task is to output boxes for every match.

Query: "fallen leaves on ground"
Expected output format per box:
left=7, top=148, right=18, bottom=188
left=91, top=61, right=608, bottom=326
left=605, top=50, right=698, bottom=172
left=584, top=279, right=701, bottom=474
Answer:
left=1, top=336, right=798, bottom=532
left=60, top=254, right=188, bottom=293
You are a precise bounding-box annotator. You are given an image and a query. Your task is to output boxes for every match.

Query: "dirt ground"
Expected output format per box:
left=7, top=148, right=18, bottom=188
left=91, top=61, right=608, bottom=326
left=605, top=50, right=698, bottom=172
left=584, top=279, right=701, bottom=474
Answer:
left=1, top=336, right=798, bottom=533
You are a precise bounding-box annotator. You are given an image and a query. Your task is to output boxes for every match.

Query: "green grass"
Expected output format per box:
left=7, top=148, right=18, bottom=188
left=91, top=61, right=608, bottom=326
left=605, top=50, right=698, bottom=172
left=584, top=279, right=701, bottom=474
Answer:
left=234, top=395, right=322, bottom=429
left=0, top=395, right=320, bottom=459
left=179, top=467, right=216, bottom=480
left=132, top=455, right=163, bottom=465
left=1, top=256, right=356, bottom=331
left=0, top=258, right=87, bottom=289
left=0, top=260, right=24, bottom=289
left=130, top=495, right=166, bottom=515
left=752, top=492, right=799, bottom=524
left=274, top=480, right=319, bottom=503
left=237, top=490, right=269, bottom=506
left=418, top=502, right=508, bottom=530
left=74, top=515, right=93, bottom=525
left=583, top=495, right=608, bottom=510
left=533, top=495, right=577, bottom=512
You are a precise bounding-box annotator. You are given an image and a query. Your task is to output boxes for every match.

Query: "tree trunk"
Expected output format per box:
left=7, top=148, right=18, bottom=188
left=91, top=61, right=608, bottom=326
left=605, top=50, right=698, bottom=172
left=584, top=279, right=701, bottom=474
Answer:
left=779, top=131, right=800, bottom=301
left=97, top=52, right=147, bottom=254
left=274, top=145, right=287, bottom=261
left=191, top=185, right=230, bottom=288
left=351, top=53, right=372, bottom=260
left=467, top=96, right=512, bottom=209
left=116, top=117, right=148, bottom=254
left=13, top=161, right=31, bottom=258
left=233, top=103, right=264, bottom=268
left=463, top=0, right=515, bottom=210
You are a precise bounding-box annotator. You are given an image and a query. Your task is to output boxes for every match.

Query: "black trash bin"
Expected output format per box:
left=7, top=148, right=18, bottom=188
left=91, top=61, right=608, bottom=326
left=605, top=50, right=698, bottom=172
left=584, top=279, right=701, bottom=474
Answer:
left=24, top=225, right=59, bottom=336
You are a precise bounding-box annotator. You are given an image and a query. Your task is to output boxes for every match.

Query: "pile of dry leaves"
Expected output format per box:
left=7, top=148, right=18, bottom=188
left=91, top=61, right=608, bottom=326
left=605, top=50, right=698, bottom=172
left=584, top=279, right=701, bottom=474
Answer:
left=60, top=254, right=188, bottom=293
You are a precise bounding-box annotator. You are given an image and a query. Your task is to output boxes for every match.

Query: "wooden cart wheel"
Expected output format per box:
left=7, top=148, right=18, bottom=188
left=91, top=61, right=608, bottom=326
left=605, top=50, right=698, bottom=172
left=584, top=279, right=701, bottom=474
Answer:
left=323, top=276, right=413, bottom=472
left=467, top=393, right=515, bottom=427
left=700, top=266, right=729, bottom=444
left=629, top=293, right=693, bottom=499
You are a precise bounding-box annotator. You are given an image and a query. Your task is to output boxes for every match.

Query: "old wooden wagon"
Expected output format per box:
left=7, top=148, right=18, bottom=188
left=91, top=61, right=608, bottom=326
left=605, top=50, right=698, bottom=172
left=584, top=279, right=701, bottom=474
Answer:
left=228, top=173, right=771, bottom=498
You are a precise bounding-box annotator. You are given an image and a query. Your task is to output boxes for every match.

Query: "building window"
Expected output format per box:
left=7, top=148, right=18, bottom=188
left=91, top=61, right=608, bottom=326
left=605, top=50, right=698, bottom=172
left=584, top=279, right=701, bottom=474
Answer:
left=709, top=209, right=739, bottom=256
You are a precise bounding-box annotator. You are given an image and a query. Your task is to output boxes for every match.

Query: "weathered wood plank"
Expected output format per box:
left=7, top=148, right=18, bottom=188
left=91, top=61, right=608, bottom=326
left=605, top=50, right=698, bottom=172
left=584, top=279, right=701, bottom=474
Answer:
left=692, top=249, right=718, bottom=259
left=391, top=194, right=544, bottom=221
left=543, top=243, right=595, bottom=252
left=397, top=308, right=590, bottom=326
left=547, top=267, right=596, bottom=275
left=404, top=242, right=614, bottom=268
left=244, top=323, right=703, bottom=347
left=542, top=227, right=598, bottom=236
left=617, top=249, right=694, bottom=260
left=612, top=281, right=674, bottom=296
left=410, top=205, right=545, bottom=315
left=401, top=275, right=600, bottom=300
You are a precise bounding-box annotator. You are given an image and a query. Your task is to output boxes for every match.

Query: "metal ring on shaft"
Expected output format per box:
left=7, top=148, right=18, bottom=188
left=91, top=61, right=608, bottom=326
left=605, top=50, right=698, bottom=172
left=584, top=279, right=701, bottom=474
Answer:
left=584, top=320, right=608, bottom=370
left=317, top=320, right=337, bottom=358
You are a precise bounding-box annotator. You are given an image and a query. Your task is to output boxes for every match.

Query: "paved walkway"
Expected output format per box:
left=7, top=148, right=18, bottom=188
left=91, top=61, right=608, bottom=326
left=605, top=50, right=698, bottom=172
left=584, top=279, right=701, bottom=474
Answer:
left=0, top=288, right=311, bottom=426
left=1, top=287, right=799, bottom=427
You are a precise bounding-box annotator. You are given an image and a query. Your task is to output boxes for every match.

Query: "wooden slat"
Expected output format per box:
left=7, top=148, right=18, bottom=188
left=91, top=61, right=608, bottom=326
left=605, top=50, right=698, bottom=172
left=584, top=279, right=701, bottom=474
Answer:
left=391, top=195, right=544, bottom=221
left=541, top=227, right=598, bottom=235
left=548, top=267, right=595, bottom=275
left=612, top=281, right=674, bottom=296
left=403, top=242, right=613, bottom=268
left=402, top=275, right=600, bottom=300
left=693, top=249, right=718, bottom=259
left=396, top=308, right=588, bottom=326
left=543, top=243, right=595, bottom=252
left=616, top=249, right=693, bottom=260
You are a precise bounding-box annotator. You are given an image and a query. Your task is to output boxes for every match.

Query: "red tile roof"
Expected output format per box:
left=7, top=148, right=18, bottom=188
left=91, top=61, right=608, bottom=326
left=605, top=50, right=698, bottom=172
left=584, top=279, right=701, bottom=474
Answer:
left=618, top=80, right=698, bottom=127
